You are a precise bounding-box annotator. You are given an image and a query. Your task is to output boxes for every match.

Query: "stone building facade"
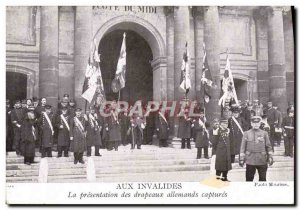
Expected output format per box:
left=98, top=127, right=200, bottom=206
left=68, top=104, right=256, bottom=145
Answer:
left=6, top=6, right=294, bottom=119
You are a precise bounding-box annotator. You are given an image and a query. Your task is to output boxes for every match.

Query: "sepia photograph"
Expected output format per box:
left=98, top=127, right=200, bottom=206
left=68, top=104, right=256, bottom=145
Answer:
left=5, top=4, right=295, bottom=205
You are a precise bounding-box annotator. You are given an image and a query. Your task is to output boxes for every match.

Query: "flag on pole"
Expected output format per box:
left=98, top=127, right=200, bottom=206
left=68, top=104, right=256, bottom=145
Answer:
left=218, top=52, right=238, bottom=107
left=200, top=43, right=213, bottom=103
left=81, top=39, right=106, bottom=105
left=179, top=42, right=191, bottom=94
left=112, top=32, right=127, bottom=93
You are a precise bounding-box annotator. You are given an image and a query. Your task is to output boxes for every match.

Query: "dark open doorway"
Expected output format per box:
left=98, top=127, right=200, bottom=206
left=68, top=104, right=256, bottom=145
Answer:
left=6, top=72, right=27, bottom=106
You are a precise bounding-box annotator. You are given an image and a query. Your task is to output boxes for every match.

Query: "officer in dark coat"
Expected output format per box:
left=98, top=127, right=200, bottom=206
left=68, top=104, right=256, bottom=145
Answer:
left=193, top=108, right=209, bottom=159
left=70, top=108, right=88, bottom=164
left=86, top=106, right=102, bottom=156
left=120, top=112, right=130, bottom=146
left=38, top=105, right=55, bottom=158
left=156, top=110, right=169, bottom=147
left=178, top=108, right=192, bottom=149
left=265, top=101, right=276, bottom=148
left=34, top=97, right=47, bottom=153
left=240, top=116, right=273, bottom=181
left=21, top=106, right=37, bottom=164
left=6, top=99, right=14, bottom=152
left=212, top=118, right=232, bottom=181
left=105, top=107, right=121, bottom=151
left=128, top=114, right=146, bottom=149
left=56, top=106, right=71, bottom=157
left=11, top=100, right=24, bottom=155
left=282, top=109, right=294, bottom=157
left=228, top=105, right=247, bottom=163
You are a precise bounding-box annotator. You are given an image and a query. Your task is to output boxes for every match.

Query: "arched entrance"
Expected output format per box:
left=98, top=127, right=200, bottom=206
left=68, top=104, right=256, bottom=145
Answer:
left=99, top=30, right=153, bottom=105
left=234, top=78, right=248, bottom=101
left=6, top=72, right=27, bottom=106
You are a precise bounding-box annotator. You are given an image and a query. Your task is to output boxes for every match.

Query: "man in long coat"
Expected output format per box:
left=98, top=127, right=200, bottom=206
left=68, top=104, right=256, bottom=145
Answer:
left=11, top=100, right=24, bottom=155
left=38, top=105, right=55, bottom=158
left=156, top=110, right=169, bottom=147
left=105, top=107, right=121, bottom=151
left=211, top=118, right=232, bottom=181
left=56, top=106, right=70, bottom=157
left=282, top=109, right=294, bottom=157
left=129, top=114, right=146, bottom=149
left=86, top=106, right=102, bottom=156
left=228, top=105, right=247, bottom=163
left=70, top=108, right=88, bottom=164
left=193, top=108, right=209, bottom=159
left=178, top=108, right=192, bottom=149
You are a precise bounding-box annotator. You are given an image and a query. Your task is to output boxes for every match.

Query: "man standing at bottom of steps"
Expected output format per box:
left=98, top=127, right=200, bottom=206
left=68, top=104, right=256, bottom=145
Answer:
left=239, top=116, right=274, bottom=181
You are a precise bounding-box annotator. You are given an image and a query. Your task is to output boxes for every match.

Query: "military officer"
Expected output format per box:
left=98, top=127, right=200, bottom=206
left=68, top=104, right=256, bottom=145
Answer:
left=56, top=106, right=71, bottom=157
left=70, top=108, right=88, bottom=164
left=156, top=109, right=169, bottom=148
left=178, top=108, right=192, bottom=149
left=253, top=99, right=263, bottom=117
left=228, top=105, right=247, bottom=163
left=282, top=109, right=294, bottom=157
left=11, top=100, right=24, bottom=155
left=239, top=116, right=273, bottom=181
left=86, top=106, right=102, bottom=156
left=38, top=105, right=55, bottom=158
left=193, top=108, right=209, bottom=159
left=105, top=103, right=121, bottom=151
left=212, top=118, right=232, bottom=181
left=128, top=113, right=146, bottom=149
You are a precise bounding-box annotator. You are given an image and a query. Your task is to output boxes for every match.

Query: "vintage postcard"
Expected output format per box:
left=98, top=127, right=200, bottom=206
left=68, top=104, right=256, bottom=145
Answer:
left=5, top=4, right=295, bottom=205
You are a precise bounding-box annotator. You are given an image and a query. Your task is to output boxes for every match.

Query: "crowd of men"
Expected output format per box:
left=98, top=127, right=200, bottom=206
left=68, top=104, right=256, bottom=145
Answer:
left=6, top=95, right=294, bottom=182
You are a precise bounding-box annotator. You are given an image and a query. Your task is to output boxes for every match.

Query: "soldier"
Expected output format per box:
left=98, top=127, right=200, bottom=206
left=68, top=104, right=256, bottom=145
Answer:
left=32, top=97, right=39, bottom=108
left=228, top=105, right=247, bottom=163
left=38, top=105, right=55, bottom=158
left=265, top=101, right=276, bottom=148
left=21, top=106, right=37, bottom=165
left=105, top=104, right=121, bottom=151
left=211, top=118, right=232, bottom=181
left=86, top=106, right=102, bottom=156
left=156, top=109, right=169, bottom=148
left=21, top=99, right=27, bottom=110
left=11, top=100, right=24, bottom=155
left=70, top=108, right=88, bottom=164
left=128, top=113, right=146, bottom=149
left=193, top=108, right=209, bottom=159
left=282, top=109, right=294, bottom=157
left=287, top=101, right=294, bottom=114
left=34, top=97, right=47, bottom=153
left=120, top=111, right=130, bottom=146
left=178, top=108, right=192, bottom=149
left=209, top=118, right=220, bottom=156
left=56, top=106, right=70, bottom=158
left=253, top=99, right=263, bottom=117
left=273, top=104, right=283, bottom=146
left=239, top=116, right=273, bottom=181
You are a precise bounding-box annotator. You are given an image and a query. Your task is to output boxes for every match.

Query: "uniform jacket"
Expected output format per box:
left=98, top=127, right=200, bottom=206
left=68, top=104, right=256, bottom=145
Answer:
left=282, top=116, right=294, bottom=137
left=56, top=112, right=71, bottom=147
left=11, top=108, right=24, bottom=128
left=21, top=115, right=37, bottom=157
left=177, top=115, right=192, bottom=139
left=266, top=107, right=276, bottom=126
left=69, top=116, right=88, bottom=153
left=212, top=128, right=232, bottom=171
left=240, top=128, right=272, bottom=165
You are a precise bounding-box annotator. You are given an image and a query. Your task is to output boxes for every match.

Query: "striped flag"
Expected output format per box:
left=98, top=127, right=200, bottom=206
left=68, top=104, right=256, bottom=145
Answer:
left=200, top=43, right=213, bottom=103
left=218, top=53, right=238, bottom=107
left=179, top=42, right=191, bottom=95
left=81, top=39, right=106, bottom=105
left=112, top=32, right=126, bottom=93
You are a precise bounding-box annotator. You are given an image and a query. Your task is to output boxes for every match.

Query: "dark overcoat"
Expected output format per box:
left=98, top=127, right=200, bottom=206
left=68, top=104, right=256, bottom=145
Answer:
left=86, top=114, right=102, bottom=147
left=156, top=113, right=169, bottom=140
left=56, top=112, right=71, bottom=147
left=177, top=116, right=192, bottom=139
left=194, top=118, right=209, bottom=148
left=106, top=114, right=121, bottom=142
left=213, top=128, right=232, bottom=171
left=228, top=116, right=247, bottom=155
left=69, top=116, right=87, bottom=153
left=21, top=115, right=37, bottom=157
left=39, top=112, right=55, bottom=148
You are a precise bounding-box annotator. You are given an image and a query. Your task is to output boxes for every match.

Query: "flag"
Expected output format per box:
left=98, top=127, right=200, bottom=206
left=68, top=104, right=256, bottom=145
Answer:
left=200, top=43, right=213, bottom=103
left=81, top=39, right=106, bottom=105
left=179, top=42, right=191, bottom=94
left=112, top=32, right=126, bottom=93
left=218, top=53, right=238, bottom=107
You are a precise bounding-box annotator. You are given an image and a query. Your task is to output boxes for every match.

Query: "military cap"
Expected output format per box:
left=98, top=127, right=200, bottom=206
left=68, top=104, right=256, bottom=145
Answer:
left=231, top=105, right=241, bottom=113
left=63, top=93, right=69, bottom=98
left=75, top=108, right=82, bottom=112
left=45, top=105, right=52, bottom=110
left=251, top=116, right=262, bottom=123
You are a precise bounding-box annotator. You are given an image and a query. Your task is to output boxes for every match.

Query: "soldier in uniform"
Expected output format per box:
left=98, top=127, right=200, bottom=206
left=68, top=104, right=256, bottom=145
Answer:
left=265, top=101, right=276, bottom=148
left=156, top=109, right=169, bottom=148
left=70, top=108, right=88, bottom=164
left=21, top=106, right=37, bottom=165
left=86, top=106, right=102, bottom=156
left=282, top=109, right=294, bottom=157
left=273, top=104, right=283, bottom=146
left=253, top=99, right=263, bottom=117
left=178, top=108, right=192, bottom=149
left=105, top=104, right=121, bottom=151
left=120, top=111, right=130, bottom=146
left=211, top=118, right=232, bottom=181
left=228, top=105, right=247, bottom=163
left=193, top=108, right=209, bottom=159
left=11, top=100, right=24, bottom=155
left=239, top=116, right=273, bottom=181
left=38, top=105, right=55, bottom=158
left=128, top=113, right=146, bottom=149
left=35, top=97, right=47, bottom=153
left=56, top=106, right=71, bottom=157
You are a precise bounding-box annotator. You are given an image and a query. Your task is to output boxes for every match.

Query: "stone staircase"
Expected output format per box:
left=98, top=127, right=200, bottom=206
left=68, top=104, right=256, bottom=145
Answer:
left=6, top=142, right=294, bottom=183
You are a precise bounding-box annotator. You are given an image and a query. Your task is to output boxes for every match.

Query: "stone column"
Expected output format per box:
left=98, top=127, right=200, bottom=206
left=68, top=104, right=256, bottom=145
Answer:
left=39, top=6, right=59, bottom=107
left=203, top=6, right=221, bottom=121
left=74, top=6, right=92, bottom=109
left=193, top=7, right=204, bottom=102
left=267, top=6, right=287, bottom=112
left=164, top=6, right=175, bottom=101
left=174, top=6, right=190, bottom=101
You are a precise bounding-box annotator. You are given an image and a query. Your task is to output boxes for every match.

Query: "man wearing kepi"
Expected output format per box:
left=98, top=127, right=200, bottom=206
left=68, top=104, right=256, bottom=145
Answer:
left=239, top=116, right=273, bottom=181
left=70, top=108, right=88, bottom=164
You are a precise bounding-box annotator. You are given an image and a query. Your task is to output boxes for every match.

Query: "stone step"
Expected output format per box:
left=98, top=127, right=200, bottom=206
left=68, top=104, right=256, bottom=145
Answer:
left=6, top=161, right=294, bottom=178
left=6, top=166, right=294, bottom=183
